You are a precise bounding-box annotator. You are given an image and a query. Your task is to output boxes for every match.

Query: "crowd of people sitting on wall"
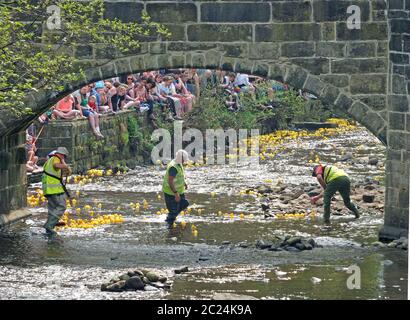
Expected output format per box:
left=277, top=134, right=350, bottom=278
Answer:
left=27, top=68, right=315, bottom=173
left=35, top=69, right=275, bottom=136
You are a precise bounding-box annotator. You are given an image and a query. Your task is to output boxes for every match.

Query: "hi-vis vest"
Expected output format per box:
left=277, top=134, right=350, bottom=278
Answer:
left=42, top=156, right=64, bottom=196
left=162, top=160, right=185, bottom=195
left=323, top=165, right=348, bottom=184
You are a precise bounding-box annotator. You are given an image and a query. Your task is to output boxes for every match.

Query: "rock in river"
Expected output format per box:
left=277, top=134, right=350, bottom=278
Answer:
left=256, top=239, right=273, bottom=250
left=119, top=274, right=130, bottom=281
left=145, top=271, right=160, bottom=283
left=125, top=276, right=145, bottom=290
left=174, top=266, right=189, bottom=274
left=105, top=280, right=126, bottom=292
left=286, top=237, right=302, bottom=246
left=362, top=194, right=375, bottom=203
left=368, top=158, right=378, bottom=165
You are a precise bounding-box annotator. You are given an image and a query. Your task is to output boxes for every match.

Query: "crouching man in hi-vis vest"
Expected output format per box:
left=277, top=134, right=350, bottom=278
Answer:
left=42, top=147, right=72, bottom=236
left=311, top=164, right=360, bottom=224
left=162, top=149, right=190, bottom=228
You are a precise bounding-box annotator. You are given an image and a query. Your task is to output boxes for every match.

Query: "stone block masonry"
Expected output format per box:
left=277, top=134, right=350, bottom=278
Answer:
left=36, top=111, right=151, bottom=174
left=379, top=0, right=410, bottom=240
left=0, top=132, right=27, bottom=216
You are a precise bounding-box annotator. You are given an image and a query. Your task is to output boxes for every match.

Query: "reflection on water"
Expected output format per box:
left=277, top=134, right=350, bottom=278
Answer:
left=0, top=126, right=407, bottom=300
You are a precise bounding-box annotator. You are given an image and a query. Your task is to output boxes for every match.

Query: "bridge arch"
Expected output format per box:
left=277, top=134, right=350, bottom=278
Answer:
left=19, top=52, right=387, bottom=145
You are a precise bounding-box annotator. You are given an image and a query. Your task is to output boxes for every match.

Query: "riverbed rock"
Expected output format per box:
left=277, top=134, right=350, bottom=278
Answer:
left=125, top=276, right=145, bottom=290
left=362, top=194, right=375, bottom=203
left=284, top=246, right=300, bottom=252
left=106, top=280, right=126, bottom=292
left=110, top=277, right=120, bottom=283
left=145, top=272, right=160, bottom=283
left=295, top=243, right=306, bottom=250
left=286, top=236, right=302, bottom=246
left=238, top=241, right=249, bottom=248
left=307, top=238, right=316, bottom=247
left=101, top=283, right=110, bottom=291
left=144, top=285, right=159, bottom=291
left=340, top=152, right=353, bottom=162
left=304, top=243, right=313, bottom=250
left=368, top=158, right=379, bottom=166
left=257, top=185, right=273, bottom=194
left=311, top=277, right=322, bottom=284
left=387, top=241, right=398, bottom=248
left=256, top=239, right=273, bottom=250
left=261, top=203, right=270, bottom=211
left=159, top=276, right=168, bottom=283
left=372, top=241, right=386, bottom=248
left=174, top=266, right=189, bottom=274
left=119, top=274, right=130, bottom=281
left=133, top=270, right=144, bottom=277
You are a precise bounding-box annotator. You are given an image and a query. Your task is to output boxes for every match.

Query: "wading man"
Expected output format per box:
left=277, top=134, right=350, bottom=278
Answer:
left=162, top=149, right=190, bottom=228
left=42, top=147, right=72, bottom=236
left=311, top=164, right=360, bottom=224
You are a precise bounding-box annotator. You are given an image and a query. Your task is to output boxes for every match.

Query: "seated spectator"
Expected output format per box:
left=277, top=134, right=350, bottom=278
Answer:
left=184, top=69, right=200, bottom=97
left=25, top=132, right=40, bottom=172
left=174, top=74, right=195, bottom=113
left=98, top=90, right=112, bottom=113
left=87, top=95, right=98, bottom=112
left=158, top=75, right=184, bottom=120
left=200, top=69, right=216, bottom=93
left=139, top=79, right=157, bottom=120
left=52, top=95, right=83, bottom=120
left=73, top=86, right=104, bottom=139
left=95, top=81, right=111, bottom=113
left=123, top=77, right=148, bottom=110
left=125, top=75, right=136, bottom=100
left=227, top=72, right=255, bottom=94
left=111, top=85, right=127, bottom=111
left=215, top=68, right=230, bottom=88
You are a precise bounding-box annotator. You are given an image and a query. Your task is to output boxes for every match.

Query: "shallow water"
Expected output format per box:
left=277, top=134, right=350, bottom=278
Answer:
left=0, top=125, right=407, bottom=300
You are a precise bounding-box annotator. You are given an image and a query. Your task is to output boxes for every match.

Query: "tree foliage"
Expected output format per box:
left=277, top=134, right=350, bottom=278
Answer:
left=0, top=0, right=169, bottom=118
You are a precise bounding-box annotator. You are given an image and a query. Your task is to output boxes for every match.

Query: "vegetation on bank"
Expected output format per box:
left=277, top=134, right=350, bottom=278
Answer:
left=163, top=81, right=351, bottom=134
left=122, top=82, right=353, bottom=164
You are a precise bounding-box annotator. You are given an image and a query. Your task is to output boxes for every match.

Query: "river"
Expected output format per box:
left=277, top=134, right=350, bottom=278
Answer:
left=0, top=123, right=407, bottom=300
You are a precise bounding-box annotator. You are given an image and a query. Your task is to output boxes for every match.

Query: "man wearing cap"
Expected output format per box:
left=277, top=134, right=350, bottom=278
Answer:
left=162, top=150, right=190, bottom=228
left=42, top=147, right=72, bottom=236
left=311, top=164, right=360, bottom=224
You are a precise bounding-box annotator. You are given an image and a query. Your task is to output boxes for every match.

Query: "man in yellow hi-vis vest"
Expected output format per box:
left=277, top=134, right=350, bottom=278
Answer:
left=162, top=150, right=190, bottom=228
left=311, top=164, right=360, bottom=224
left=42, top=147, right=72, bottom=236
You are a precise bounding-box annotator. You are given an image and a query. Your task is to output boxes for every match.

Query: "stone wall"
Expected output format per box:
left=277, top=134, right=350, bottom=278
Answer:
left=0, top=132, right=27, bottom=216
left=3, top=0, right=391, bottom=143
left=36, top=111, right=150, bottom=174
left=379, top=0, right=410, bottom=240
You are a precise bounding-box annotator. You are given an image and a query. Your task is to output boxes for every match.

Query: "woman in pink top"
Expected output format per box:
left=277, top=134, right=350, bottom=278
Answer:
left=53, top=95, right=83, bottom=120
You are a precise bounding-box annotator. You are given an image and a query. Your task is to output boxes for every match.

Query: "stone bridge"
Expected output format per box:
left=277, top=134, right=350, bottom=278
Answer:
left=0, top=0, right=409, bottom=239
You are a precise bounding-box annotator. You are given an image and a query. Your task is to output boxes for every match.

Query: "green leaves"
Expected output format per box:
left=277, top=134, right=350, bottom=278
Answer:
left=0, top=0, right=169, bottom=118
